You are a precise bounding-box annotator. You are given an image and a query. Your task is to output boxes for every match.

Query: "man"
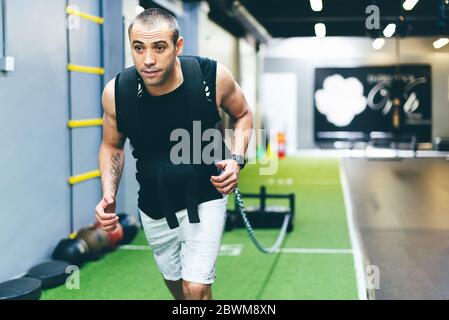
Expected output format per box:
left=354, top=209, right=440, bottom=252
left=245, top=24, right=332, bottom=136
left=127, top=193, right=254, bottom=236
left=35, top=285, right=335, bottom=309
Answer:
left=95, top=8, right=253, bottom=300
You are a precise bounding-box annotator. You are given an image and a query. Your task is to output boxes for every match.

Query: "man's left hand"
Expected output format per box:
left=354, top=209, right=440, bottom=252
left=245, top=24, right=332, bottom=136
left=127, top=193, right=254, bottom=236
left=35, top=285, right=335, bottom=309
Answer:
left=210, top=159, right=240, bottom=195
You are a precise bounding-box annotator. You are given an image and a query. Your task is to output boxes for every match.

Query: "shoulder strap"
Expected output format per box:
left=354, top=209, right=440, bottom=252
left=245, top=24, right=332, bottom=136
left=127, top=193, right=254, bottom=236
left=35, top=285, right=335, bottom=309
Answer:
left=179, top=56, right=213, bottom=125
left=114, top=66, right=139, bottom=137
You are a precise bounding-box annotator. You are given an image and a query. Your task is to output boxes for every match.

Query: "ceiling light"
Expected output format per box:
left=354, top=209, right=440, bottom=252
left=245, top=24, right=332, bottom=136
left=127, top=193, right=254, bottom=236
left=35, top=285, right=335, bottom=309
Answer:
left=433, top=37, right=449, bottom=49
left=310, top=0, right=323, bottom=12
left=383, top=23, right=396, bottom=37
left=403, top=0, right=419, bottom=11
left=315, top=23, right=326, bottom=38
left=372, top=38, right=385, bottom=50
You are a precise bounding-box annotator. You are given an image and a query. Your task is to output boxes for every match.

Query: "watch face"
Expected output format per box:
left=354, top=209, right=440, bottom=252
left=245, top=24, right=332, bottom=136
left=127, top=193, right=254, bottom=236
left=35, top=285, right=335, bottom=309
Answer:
left=232, top=154, right=245, bottom=168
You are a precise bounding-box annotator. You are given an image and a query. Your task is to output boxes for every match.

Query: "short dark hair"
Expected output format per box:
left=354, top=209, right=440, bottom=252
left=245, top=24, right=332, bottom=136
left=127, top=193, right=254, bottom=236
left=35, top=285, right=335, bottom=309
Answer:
left=128, top=8, right=180, bottom=45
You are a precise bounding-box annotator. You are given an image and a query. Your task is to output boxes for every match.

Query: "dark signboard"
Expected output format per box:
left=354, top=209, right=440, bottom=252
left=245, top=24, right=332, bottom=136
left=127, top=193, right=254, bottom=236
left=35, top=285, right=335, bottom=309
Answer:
left=314, top=65, right=432, bottom=143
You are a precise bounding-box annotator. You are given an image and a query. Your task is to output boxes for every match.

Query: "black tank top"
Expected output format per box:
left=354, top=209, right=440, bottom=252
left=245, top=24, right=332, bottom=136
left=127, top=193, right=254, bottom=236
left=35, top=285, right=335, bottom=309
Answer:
left=134, top=56, right=225, bottom=220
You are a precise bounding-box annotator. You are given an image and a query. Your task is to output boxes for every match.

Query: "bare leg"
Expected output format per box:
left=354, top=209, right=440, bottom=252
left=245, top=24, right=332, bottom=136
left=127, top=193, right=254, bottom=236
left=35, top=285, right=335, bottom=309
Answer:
left=164, top=278, right=185, bottom=300
left=182, top=280, right=212, bottom=300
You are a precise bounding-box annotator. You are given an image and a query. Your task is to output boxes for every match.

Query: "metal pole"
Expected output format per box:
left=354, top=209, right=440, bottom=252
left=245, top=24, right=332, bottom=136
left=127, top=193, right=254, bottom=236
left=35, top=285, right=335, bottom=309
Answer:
left=1, top=0, right=7, bottom=56
left=66, top=0, right=74, bottom=233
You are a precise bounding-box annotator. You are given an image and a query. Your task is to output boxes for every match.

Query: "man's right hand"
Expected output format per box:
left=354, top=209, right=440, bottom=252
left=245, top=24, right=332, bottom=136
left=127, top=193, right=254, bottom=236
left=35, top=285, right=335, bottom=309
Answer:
left=95, top=195, right=119, bottom=232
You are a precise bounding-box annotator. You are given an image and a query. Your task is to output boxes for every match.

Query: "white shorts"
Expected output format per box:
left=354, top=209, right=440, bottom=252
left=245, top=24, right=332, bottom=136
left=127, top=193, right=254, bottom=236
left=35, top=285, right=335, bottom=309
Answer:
left=139, top=196, right=228, bottom=284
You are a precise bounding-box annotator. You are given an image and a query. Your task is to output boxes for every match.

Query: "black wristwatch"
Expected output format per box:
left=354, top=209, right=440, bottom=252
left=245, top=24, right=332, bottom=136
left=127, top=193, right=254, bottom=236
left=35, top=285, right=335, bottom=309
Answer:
left=231, top=154, right=246, bottom=170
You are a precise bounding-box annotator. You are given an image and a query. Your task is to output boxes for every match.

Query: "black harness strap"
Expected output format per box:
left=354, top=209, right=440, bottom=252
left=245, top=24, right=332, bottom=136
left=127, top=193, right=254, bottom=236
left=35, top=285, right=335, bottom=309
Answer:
left=156, top=166, right=180, bottom=229
left=180, top=56, right=213, bottom=126
left=178, top=56, right=211, bottom=226
left=114, top=66, right=143, bottom=155
left=115, top=66, right=137, bottom=136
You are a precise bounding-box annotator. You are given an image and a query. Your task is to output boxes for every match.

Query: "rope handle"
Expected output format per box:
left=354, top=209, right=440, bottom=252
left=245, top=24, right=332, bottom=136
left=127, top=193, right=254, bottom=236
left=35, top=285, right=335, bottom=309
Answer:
left=234, top=188, right=291, bottom=254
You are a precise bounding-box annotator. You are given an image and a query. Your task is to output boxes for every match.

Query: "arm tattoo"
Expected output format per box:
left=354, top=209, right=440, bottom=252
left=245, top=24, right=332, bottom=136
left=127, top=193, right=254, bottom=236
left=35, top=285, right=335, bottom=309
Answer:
left=110, top=152, right=123, bottom=195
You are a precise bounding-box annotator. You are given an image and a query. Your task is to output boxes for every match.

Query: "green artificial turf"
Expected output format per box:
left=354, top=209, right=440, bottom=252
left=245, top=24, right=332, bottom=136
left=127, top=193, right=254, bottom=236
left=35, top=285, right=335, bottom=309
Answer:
left=42, top=156, right=358, bottom=300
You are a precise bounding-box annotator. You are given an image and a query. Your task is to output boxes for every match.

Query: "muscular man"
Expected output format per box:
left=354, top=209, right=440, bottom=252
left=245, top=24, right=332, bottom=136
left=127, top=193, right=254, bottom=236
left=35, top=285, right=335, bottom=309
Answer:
left=95, top=8, right=253, bottom=300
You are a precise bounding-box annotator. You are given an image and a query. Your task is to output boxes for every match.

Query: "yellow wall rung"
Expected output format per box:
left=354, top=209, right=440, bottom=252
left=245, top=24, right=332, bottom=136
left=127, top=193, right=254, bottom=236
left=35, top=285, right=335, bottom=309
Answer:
left=69, top=232, right=78, bottom=239
left=68, top=64, right=105, bottom=75
left=66, top=7, right=104, bottom=25
left=68, top=118, right=103, bottom=128
left=69, top=170, right=101, bottom=185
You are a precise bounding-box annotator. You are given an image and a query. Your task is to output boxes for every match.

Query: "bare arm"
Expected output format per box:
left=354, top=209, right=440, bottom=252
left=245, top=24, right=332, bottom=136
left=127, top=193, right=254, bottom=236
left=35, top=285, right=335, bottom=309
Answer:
left=211, top=63, right=254, bottom=195
left=99, top=78, right=126, bottom=199
left=96, top=78, right=126, bottom=231
left=216, top=63, right=254, bottom=157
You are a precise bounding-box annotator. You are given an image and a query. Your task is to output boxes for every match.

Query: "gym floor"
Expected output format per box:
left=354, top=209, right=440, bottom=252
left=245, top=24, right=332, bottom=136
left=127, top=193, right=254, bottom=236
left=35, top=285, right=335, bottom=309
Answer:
left=343, top=157, right=449, bottom=299
left=42, top=156, right=360, bottom=300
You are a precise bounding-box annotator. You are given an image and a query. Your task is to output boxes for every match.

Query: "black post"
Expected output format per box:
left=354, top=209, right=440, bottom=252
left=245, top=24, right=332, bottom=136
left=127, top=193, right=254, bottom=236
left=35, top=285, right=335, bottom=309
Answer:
left=260, top=186, right=266, bottom=212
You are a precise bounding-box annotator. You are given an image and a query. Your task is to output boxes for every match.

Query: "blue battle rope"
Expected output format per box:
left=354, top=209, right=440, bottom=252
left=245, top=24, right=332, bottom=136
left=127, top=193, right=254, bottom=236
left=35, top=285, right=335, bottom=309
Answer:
left=234, top=188, right=292, bottom=254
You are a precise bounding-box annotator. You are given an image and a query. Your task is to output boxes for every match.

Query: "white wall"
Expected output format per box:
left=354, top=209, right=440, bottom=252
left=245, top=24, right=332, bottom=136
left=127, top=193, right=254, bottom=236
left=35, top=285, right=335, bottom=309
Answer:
left=198, top=2, right=238, bottom=75
left=263, top=37, right=449, bottom=149
left=239, top=39, right=259, bottom=158
left=239, top=39, right=257, bottom=113
left=123, top=0, right=140, bottom=68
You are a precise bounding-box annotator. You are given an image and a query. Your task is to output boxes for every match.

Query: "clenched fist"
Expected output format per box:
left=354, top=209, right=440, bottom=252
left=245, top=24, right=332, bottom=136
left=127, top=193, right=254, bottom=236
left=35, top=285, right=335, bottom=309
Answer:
left=95, top=195, right=119, bottom=232
left=210, top=159, right=240, bottom=195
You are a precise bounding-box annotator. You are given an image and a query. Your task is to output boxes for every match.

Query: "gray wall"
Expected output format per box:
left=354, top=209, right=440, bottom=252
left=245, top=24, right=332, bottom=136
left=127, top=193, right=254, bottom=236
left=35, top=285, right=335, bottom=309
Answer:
left=0, top=0, right=123, bottom=283
left=263, top=37, right=449, bottom=149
